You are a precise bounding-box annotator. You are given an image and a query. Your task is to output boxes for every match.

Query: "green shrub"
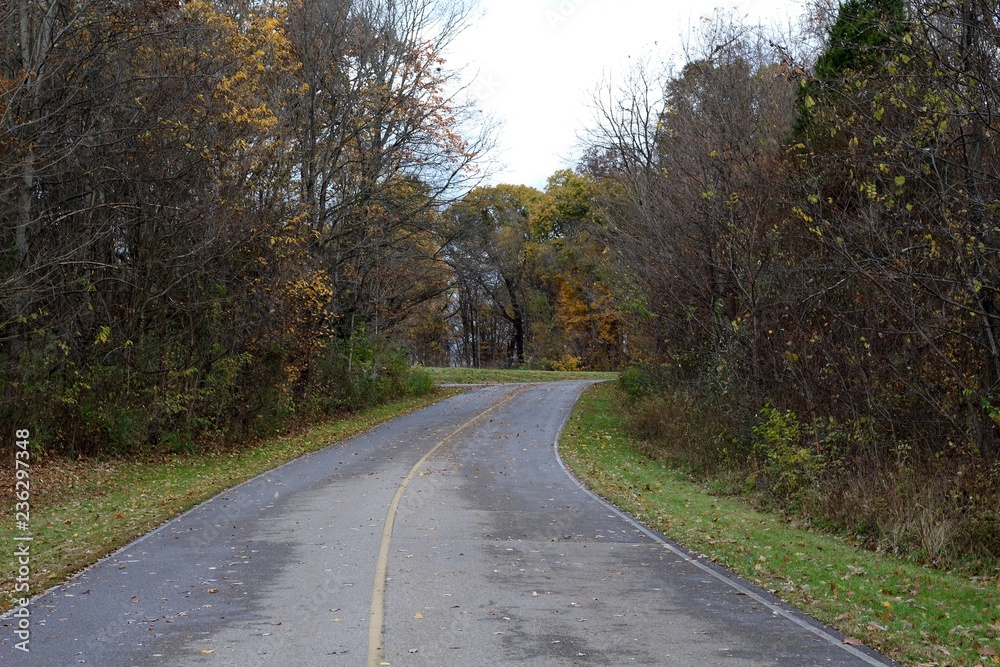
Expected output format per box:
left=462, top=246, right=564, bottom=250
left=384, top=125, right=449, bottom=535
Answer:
left=406, top=367, right=435, bottom=396
left=618, top=364, right=656, bottom=401
left=310, top=333, right=425, bottom=414
left=621, top=389, right=741, bottom=477
left=4, top=320, right=439, bottom=462
left=752, top=404, right=827, bottom=503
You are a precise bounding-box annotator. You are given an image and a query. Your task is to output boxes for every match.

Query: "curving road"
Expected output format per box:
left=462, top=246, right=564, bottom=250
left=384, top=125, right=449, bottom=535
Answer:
left=1, top=382, right=897, bottom=666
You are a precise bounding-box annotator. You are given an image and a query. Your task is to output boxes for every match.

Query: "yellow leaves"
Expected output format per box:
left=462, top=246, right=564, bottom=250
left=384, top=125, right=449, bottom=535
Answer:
left=93, top=326, right=111, bottom=345
left=926, top=235, right=940, bottom=259
left=287, top=271, right=334, bottom=310
left=552, top=355, right=582, bottom=372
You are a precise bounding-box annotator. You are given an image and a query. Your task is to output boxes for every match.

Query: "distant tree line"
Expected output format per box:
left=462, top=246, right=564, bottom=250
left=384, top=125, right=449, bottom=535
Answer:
left=405, top=173, right=625, bottom=371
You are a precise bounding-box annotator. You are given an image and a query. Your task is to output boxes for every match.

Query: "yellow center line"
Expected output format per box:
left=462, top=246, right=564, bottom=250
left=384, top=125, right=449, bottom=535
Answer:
left=366, top=385, right=529, bottom=667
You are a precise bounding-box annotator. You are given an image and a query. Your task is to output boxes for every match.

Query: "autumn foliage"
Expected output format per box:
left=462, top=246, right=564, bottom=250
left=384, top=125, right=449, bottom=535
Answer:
left=417, top=173, right=624, bottom=371
left=584, top=3, right=1000, bottom=566
left=1, top=0, right=482, bottom=456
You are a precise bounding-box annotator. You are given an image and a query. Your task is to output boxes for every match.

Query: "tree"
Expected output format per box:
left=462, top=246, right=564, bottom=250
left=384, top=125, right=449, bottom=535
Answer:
left=794, top=0, right=1000, bottom=453
left=530, top=170, right=625, bottom=370
left=444, top=184, right=541, bottom=367
left=284, top=0, right=488, bottom=337
left=585, top=15, right=798, bottom=394
left=0, top=0, right=492, bottom=455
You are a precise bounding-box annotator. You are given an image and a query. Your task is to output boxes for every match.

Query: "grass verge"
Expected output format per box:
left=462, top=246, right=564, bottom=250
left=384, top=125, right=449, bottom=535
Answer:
left=0, top=388, right=460, bottom=613
left=559, top=383, right=1000, bottom=667
left=421, top=366, right=617, bottom=384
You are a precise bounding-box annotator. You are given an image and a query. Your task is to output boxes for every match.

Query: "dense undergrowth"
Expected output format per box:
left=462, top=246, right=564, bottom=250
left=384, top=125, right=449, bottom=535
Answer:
left=617, top=365, right=1000, bottom=574
left=4, top=334, right=435, bottom=461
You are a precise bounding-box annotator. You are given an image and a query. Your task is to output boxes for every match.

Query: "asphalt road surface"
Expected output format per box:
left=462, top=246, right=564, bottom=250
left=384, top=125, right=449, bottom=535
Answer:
left=2, top=382, right=898, bottom=666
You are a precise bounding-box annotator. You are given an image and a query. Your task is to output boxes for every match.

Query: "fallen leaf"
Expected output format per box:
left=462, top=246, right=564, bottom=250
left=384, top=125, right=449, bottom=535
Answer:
left=413, top=612, right=423, bottom=619
left=844, top=637, right=865, bottom=647
left=200, top=649, right=215, bottom=654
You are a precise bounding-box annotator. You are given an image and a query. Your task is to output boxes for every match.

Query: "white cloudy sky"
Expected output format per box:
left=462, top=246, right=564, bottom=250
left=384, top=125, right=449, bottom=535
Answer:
left=445, top=0, right=804, bottom=189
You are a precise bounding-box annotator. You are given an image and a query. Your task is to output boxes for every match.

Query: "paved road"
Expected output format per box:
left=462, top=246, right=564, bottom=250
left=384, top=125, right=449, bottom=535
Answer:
left=2, top=382, right=897, bottom=666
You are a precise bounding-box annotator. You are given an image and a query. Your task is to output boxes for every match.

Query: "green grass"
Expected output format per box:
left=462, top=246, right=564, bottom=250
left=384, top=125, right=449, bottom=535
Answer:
left=0, top=389, right=460, bottom=613
left=421, top=365, right=617, bottom=384
left=559, top=383, right=1000, bottom=667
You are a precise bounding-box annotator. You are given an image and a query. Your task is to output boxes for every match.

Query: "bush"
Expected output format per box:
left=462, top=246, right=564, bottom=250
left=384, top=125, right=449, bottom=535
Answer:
left=3, top=326, right=436, bottom=461
left=751, top=404, right=827, bottom=502
left=551, top=354, right=582, bottom=372
left=406, top=367, right=435, bottom=396
left=309, top=334, right=427, bottom=414
left=528, top=358, right=555, bottom=371
left=813, top=457, right=1000, bottom=567
left=622, top=389, right=741, bottom=477
left=618, top=364, right=657, bottom=402
left=614, top=380, right=1000, bottom=570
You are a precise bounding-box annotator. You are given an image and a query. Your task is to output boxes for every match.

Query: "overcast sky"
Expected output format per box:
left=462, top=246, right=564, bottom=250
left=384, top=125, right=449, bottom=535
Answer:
left=446, top=0, right=803, bottom=190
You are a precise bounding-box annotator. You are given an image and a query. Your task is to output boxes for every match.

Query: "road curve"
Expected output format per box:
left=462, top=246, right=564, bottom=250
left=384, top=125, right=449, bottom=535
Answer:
left=2, top=382, right=897, bottom=666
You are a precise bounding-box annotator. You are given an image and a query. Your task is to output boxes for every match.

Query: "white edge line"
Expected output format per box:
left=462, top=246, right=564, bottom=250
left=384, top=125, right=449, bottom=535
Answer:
left=551, top=382, right=898, bottom=667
